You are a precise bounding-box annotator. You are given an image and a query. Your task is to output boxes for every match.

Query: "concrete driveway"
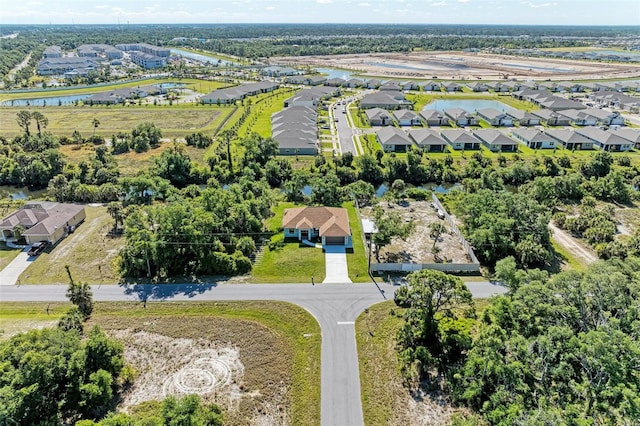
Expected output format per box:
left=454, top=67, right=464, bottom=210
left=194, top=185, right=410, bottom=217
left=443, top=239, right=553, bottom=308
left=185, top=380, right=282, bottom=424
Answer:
left=0, top=248, right=34, bottom=286
left=323, top=246, right=351, bottom=283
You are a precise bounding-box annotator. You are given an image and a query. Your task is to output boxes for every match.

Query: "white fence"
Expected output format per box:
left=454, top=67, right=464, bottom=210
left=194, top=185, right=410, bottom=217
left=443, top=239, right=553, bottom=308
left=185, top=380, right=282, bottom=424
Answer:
left=430, top=193, right=480, bottom=265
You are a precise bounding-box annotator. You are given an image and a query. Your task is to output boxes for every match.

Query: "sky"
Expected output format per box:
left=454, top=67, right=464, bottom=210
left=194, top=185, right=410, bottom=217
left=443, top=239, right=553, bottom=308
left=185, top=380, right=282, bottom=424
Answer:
left=0, top=0, right=638, bottom=26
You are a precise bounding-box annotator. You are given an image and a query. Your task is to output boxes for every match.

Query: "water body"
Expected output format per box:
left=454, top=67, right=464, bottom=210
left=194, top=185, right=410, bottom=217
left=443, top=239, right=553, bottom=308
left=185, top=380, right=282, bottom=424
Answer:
left=171, top=49, right=234, bottom=65
left=375, top=182, right=461, bottom=198
left=315, top=67, right=355, bottom=80
left=590, top=50, right=640, bottom=60
left=426, top=99, right=515, bottom=113
left=157, top=82, right=186, bottom=89
left=2, top=94, right=90, bottom=107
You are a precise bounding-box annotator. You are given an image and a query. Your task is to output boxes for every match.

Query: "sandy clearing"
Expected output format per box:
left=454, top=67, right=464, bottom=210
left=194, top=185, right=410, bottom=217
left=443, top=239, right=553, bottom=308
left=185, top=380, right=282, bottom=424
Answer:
left=549, top=223, right=598, bottom=266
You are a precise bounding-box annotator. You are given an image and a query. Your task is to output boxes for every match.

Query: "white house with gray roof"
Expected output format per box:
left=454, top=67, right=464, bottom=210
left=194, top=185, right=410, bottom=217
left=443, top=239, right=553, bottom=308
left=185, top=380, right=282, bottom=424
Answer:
left=440, top=129, right=481, bottom=150
left=420, top=109, right=450, bottom=126
left=365, top=108, right=393, bottom=126
left=610, top=128, right=640, bottom=149
left=546, top=129, right=594, bottom=150
left=393, top=110, right=422, bottom=126
left=472, top=129, right=518, bottom=152
left=408, top=129, right=448, bottom=152
left=476, top=108, right=513, bottom=126
left=574, top=127, right=634, bottom=152
left=376, top=127, right=413, bottom=152
left=511, top=128, right=556, bottom=149
left=506, top=109, right=540, bottom=126
left=444, top=108, right=478, bottom=127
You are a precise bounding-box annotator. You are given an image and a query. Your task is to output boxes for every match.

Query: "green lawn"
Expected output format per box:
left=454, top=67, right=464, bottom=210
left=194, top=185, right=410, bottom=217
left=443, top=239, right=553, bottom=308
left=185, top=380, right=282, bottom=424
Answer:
left=18, top=206, right=124, bottom=285
left=236, top=88, right=297, bottom=138
left=0, top=242, right=22, bottom=272
left=344, top=202, right=370, bottom=282
left=251, top=202, right=326, bottom=283
left=0, top=105, right=233, bottom=139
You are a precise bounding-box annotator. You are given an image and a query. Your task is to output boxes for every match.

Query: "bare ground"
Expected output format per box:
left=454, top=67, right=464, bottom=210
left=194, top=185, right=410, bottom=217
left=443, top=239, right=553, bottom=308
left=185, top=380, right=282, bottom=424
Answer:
left=361, top=201, right=471, bottom=264
left=549, top=223, right=598, bottom=265
left=273, top=51, right=640, bottom=81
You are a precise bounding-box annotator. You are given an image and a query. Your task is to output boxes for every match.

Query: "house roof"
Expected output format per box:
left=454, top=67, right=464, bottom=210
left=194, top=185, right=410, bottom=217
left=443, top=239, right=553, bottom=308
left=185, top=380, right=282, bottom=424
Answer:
left=365, top=107, right=390, bottom=121
left=472, top=129, right=517, bottom=145
left=440, top=129, right=481, bottom=144
left=0, top=202, right=84, bottom=237
left=393, top=110, right=418, bottom=120
left=283, top=207, right=351, bottom=237
left=376, top=127, right=412, bottom=145
left=545, top=129, right=592, bottom=144
left=360, top=91, right=408, bottom=108
left=575, top=127, right=630, bottom=146
left=476, top=108, right=507, bottom=120
left=611, top=128, right=640, bottom=143
left=511, top=128, right=551, bottom=143
left=419, top=109, right=446, bottom=120
left=408, top=129, right=447, bottom=146
left=444, top=108, right=470, bottom=120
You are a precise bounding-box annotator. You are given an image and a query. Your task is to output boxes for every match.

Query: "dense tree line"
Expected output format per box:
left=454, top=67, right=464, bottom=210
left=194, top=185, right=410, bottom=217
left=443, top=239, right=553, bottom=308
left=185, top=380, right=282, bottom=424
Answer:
left=395, top=258, right=640, bottom=425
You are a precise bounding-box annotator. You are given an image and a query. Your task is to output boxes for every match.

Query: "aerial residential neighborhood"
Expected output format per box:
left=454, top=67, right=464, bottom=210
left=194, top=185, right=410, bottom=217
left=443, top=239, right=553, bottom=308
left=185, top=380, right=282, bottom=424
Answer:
left=1, top=3, right=640, bottom=425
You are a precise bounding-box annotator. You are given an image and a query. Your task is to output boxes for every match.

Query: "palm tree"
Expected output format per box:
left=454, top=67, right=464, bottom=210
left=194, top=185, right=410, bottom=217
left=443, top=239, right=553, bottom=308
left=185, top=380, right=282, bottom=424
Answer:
left=92, top=118, right=100, bottom=136
left=429, top=222, right=447, bottom=249
left=31, top=111, right=48, bottom=136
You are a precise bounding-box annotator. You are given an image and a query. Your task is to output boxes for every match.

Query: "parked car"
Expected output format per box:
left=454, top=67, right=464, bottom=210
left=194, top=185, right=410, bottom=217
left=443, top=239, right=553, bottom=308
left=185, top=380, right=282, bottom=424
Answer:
left=27, top=241, right=48, bottom=256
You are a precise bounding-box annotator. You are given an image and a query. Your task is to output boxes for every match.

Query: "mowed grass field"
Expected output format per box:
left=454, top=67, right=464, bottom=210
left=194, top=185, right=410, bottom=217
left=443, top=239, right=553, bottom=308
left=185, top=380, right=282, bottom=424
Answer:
left=17, top=205, right=124, bottom=285
left=0, top=301, right=321, bottom=426
left=0, top=105, right=233, bottom=139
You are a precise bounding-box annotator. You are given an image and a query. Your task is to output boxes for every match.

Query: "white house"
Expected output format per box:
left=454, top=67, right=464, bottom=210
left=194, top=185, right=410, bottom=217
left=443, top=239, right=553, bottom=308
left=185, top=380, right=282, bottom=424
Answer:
left=511, top=128, right=556, bottom=149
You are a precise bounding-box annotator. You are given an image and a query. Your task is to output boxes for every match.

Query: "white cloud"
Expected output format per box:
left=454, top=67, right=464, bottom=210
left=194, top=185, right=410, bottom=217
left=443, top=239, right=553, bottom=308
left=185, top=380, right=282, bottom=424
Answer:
left=317, top=0, right=333, bottom=3
left=357, top=2, right=371, bottom=5
left=458, top=0, right=470, bottom=3
left=266, top=5, right=276, bottom=9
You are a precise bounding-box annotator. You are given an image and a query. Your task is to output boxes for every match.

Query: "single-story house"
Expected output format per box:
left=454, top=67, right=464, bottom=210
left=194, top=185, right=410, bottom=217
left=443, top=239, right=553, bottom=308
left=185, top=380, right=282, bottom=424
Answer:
left=272, top=106, right=319, bottom=155
left=408, top=129, right=448, bottom=152
left=283, top=206, right=352, bottom=248
left=360, top=91, right=413, bottom=110
left=365, top=108, right=393, bottom=126
left=557, top=109, right=598, bottom=126
left=611, top=127, right=640, bottom=149
left=364, top=79, right=381, bottom=89
left=440, top=129, right=481, bottom=150
left=511, top=128, right=556, bottom=149
left=0, top=202, right=85, bottom=245
left=506, top=109, right=541, bottom=126
left=466, top=82, right=489, bottom=92
left=473, top=129, right=518, bottom=152
left=325, top=77, right=346, bottom=87
left=420, top=109, right=450, bottom=126
left=343, top=78, right=363, bottom=88
left=380, top=81, right=401, bottom=91
left=444, top=108, right=479, bottom=127
left=575, top=127, right=634, bottom=152
left=422, top=81, right=440, bottom=92
left=486, top=82, right=510, bottom=93
left=538, top=97, right=586, bottom=111
left=260, top=66, right=300, bottom=77
left=531, top=109, right=571, bottom=126
left=580, top=108, right=625, bottom=126
left=393, top=110, right=422, bottom=126
left=476, top=108, right=513, bottom=126
left=402, top=81, right=420, bottom=91
left=545, top=129, right=594, bottom=150
left=441, top=82, right=461, bottom=92
left=376, top=127, right=413, bottom=152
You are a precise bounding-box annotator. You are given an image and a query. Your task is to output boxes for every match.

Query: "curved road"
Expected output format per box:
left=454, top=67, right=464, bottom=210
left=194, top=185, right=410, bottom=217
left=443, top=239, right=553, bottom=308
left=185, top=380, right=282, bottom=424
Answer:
left=0, top=281, right=507, bottom=425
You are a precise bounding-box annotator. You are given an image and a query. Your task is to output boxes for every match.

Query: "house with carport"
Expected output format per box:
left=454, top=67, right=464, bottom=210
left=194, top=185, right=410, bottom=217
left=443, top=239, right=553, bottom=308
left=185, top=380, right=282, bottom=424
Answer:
left=441, top=129, right=481, bottom=150
left=408, top=129, right=448, bottom=152
left=0, top=202, right=85, bottom=245
left=511, top=128, right=556, bottom=149
left=282, top=206, right=352, bottom=249
left=473, top=129, right=518, bottom=152
left=376, top=127, right=413, bottom=152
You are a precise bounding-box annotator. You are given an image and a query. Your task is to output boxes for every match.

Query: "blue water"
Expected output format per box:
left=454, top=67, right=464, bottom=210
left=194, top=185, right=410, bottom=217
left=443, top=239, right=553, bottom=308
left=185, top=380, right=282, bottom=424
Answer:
left=315, top=67, right=355, bottom=80
left=2, top=94, right=90, bottom=107
left=302, top=185, right=313, bottom=196
left=10, top=191, right=27, bottom=200
left=171, top=49, right=234, bottom=65
left=426, top=99, right=515, bottom=113
left=157, top=82, right=186, bottom=89
left=375, top=182, right=461, bottom=197
left=501, top=63, right=572, bottom=73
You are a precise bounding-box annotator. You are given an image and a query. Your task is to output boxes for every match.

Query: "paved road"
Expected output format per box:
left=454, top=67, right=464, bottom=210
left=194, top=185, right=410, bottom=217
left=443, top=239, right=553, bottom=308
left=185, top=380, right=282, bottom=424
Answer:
left=0, top=281, right=507, bottom=425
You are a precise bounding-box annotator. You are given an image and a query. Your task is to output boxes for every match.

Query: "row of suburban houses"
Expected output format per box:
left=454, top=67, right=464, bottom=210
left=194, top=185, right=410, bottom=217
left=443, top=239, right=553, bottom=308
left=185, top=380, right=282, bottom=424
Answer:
left=376, top=126, right=639, bottom=153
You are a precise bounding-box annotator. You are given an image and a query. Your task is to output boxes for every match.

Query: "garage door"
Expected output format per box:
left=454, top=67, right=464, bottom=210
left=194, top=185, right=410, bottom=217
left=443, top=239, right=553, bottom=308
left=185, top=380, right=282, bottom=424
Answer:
left=325, top=237, right=345, bottom=245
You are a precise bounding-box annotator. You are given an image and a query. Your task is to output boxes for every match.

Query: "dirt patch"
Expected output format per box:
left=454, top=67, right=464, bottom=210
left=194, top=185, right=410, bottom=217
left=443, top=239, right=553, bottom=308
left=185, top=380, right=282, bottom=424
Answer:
left=273, top=51, right=640, bottom=81
left=361, top=201, right=471, bottom=264
left=549, top=223, right=598, bottom=265
left=94, top=312, right=292, bottom=425
left=113, top=330, right=245, bottom=411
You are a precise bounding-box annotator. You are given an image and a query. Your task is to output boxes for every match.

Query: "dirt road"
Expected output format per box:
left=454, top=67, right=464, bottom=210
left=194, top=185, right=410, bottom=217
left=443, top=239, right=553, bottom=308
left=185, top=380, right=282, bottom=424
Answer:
left=549, top=223, right=598, bottom=266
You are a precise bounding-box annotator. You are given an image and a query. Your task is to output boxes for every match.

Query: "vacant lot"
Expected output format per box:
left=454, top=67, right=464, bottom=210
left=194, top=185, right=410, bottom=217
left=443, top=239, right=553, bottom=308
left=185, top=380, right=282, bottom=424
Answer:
left=0, top=106, right=231, bottom=138
left=0, top=301, right=321, bottom=426
left=274, top=51, right=640, bottom=81
left=361, top=200, right=471, bottom=265
left=18, top=205, right=123, bottom=284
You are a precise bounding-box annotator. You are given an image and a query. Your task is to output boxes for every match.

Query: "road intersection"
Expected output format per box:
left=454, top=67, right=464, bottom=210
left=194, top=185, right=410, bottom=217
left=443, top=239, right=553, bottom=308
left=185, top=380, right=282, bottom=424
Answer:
left=0, top=281, right=507, bottom=425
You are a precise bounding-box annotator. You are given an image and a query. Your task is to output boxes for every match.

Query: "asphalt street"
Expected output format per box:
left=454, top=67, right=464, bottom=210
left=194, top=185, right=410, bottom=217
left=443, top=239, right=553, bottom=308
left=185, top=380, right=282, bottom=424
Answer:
left=0, top=281, right=508, bottom=425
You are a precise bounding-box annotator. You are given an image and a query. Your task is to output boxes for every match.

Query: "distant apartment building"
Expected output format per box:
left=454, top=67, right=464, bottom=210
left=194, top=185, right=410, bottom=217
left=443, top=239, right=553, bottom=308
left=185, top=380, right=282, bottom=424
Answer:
left=37, top=57, right=98, bottom=76
left=43, top=45, right=62, bottom=58
left=116, top=43, right=170, bottom=69
left=115, top=43, right=170, bottom=57
left=77, top=44, right=123, bottom=59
